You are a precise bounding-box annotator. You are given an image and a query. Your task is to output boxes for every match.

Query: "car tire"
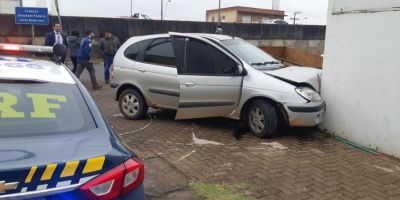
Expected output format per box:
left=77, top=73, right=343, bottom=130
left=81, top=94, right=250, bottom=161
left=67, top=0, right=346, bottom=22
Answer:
left=119, top=89, right=148, bottom=120
left=246, top=100, right=278, bottom=138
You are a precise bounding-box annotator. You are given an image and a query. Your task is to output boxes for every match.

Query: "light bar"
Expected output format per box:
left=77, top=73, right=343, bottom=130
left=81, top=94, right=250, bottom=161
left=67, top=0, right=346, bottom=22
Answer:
left=0, top=43, right=53, bottom=54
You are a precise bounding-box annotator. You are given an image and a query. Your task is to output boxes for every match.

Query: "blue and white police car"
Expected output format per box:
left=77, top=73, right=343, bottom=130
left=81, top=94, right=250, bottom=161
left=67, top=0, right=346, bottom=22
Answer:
left=0, top=44, right=145, bottom=200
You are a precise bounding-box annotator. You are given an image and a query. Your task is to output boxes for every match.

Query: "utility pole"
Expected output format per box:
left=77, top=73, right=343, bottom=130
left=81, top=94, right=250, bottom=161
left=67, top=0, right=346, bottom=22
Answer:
left=130, top=0, right=133, bottom=17
left=55, top=0, right=62, bottom=26
left=18, top=0, right=23, bottom=6
left=161, top=0, right=163, bottom=20
left=217, top=0, right=221, bottom=26
left=290, top=11, right=301, bottom=25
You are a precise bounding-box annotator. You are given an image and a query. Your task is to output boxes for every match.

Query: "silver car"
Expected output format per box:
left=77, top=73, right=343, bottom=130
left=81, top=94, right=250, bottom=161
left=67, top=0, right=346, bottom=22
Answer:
left=111, top=33, right=325, bottom=138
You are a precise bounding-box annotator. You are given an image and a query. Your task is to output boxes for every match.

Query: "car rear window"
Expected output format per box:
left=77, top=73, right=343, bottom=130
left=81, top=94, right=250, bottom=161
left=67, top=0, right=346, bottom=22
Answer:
left=0, top=82, right=96, bottom=136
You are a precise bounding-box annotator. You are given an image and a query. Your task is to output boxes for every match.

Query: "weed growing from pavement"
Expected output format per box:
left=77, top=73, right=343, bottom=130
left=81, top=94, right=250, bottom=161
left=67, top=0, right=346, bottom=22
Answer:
left=189, top=181, right=254, bottom=200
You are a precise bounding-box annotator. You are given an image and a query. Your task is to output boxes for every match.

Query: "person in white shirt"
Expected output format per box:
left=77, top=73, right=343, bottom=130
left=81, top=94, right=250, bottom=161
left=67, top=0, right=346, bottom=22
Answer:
left=45, top=23, right=68, bottom=63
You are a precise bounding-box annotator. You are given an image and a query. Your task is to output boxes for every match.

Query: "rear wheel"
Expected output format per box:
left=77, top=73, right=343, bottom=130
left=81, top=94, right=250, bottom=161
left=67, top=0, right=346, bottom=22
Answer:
left=246, top=100, right=278, bottom=138
left=119, top=89, right=148, bottom=119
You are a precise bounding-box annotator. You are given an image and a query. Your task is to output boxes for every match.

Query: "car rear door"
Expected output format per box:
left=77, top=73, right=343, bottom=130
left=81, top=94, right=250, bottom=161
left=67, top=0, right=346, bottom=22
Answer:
left=125, top=37, right=179, bottom=109
left=170, top=33, right=244, bottom=119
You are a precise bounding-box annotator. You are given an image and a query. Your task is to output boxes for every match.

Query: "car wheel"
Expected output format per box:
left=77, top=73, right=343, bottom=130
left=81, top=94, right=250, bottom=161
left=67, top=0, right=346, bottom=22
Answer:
left=246, top=100, right=278, bottom=138
left=119, top=89, right=148, bottom=120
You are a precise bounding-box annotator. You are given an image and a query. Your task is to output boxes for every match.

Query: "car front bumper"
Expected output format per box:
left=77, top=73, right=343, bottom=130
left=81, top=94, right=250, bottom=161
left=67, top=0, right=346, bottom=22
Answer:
left=284, top=101, right=325, bottom=127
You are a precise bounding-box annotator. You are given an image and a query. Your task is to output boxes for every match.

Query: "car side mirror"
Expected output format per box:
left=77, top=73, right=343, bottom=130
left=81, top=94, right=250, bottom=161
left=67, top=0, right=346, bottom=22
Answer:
left=223, top=66, right=235, bottom=74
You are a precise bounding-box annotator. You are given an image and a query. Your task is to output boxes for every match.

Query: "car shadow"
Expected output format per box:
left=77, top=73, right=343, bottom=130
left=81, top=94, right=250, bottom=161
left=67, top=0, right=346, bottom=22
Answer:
left=146, top=109, right=322, bottom=141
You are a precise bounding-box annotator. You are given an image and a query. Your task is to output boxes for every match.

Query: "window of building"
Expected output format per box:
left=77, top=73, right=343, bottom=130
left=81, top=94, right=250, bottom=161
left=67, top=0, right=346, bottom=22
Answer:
left=143, top=38, right=176, bottom=67
left=262, top=17, right=271, bottom=23
left=242, top=15, right=251, bottom=23
left=211, top=16, right=215, bottom=22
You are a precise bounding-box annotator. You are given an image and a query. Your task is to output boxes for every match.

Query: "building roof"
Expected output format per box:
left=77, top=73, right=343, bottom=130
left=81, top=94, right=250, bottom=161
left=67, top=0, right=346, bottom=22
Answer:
left=206, top=6, right=285, bottom=17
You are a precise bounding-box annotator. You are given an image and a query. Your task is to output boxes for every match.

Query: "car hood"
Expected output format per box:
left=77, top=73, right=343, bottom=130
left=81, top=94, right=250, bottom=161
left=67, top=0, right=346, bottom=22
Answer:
left=262, top=66, right=322, bottom=92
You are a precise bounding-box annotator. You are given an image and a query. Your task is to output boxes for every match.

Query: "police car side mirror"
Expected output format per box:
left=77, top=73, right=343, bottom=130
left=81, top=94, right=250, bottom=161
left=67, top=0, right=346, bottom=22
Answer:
left=53, top=44, right=67, bottom=57
left=52, top=44, right=67, bottom=64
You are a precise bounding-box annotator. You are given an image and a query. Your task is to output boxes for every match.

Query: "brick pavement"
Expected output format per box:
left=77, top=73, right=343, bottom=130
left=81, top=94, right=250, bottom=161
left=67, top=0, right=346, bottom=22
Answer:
left=79, top=65, right=400, bottom=200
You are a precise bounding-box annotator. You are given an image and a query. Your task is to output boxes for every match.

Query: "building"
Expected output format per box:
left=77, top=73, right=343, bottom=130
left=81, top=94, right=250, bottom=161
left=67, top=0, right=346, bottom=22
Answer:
left=206, top=6, right=285, bottom=24
left=322, top=0, right=400, bottom=158
left=0, top=0, right=19, bottom=14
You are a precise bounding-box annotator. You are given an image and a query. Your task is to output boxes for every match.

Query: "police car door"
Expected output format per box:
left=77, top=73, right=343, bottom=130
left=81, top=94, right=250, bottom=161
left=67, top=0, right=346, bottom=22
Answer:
left=170, top=33, right=244, bottom=119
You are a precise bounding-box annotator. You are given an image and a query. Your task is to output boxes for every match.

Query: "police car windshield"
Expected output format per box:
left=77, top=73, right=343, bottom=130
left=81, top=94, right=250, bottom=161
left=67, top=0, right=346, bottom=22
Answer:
left=221, top=39, right=283, bottom=70
left=0, top=82, right=96, bottom=136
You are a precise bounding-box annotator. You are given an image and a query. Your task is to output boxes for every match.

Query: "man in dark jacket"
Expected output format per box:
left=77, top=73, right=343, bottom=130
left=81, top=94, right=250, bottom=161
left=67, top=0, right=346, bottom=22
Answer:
left=99, top=31, right=121, bottom=84
left=67, top=30, right=81, bottom=73
left=75, top=30, right=102, bottom=90
left=45, top=23, right=68, bottom=63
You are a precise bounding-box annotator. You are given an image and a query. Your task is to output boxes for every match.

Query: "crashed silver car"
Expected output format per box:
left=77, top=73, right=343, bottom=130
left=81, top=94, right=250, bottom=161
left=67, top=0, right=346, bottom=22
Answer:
left=111, top=33, right=325, bottom=137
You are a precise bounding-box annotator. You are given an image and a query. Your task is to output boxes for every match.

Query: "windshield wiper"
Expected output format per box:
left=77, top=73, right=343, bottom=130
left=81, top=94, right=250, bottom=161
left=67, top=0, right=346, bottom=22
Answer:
left=250, top=61, right=281, bottom=66
left=0, top=78, right=49, bottom=84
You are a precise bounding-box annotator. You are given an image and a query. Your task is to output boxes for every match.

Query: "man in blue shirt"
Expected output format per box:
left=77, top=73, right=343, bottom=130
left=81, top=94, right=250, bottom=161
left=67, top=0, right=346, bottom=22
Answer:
left=75, top=30, right=102, bottom=90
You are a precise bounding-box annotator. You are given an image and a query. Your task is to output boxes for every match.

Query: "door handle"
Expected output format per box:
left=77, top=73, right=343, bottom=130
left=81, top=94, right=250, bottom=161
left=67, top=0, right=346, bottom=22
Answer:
left=138, top=69, right=146, bottom=73
left=184, top=82, right=196, bottom=87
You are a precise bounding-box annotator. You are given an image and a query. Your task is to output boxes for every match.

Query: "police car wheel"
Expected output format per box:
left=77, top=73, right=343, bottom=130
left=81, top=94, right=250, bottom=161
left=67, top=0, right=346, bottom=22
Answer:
left=246, top=100, right=278, bottom=138
left=119, top=89, right=148, bottom=120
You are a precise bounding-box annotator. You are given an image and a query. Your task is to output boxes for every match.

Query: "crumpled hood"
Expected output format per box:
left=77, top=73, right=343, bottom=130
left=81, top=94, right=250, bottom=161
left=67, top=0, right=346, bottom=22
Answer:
left=263, top=66, right=322, bottom=92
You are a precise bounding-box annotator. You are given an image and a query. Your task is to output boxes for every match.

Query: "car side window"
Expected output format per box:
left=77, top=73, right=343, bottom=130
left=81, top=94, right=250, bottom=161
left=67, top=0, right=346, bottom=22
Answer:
left=185, top=39, right=215, bottom=75
left=143, top=38, right=176, bottom=67
left=208, top=45, right=237, bottom=75
left=124, top=39, right=151, bottom=61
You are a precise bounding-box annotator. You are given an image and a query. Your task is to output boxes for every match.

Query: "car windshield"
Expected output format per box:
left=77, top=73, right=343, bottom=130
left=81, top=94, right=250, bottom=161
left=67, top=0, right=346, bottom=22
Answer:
left=221, top=39, right=284, bottom=70
left=0, top=82, right=96, bottom=136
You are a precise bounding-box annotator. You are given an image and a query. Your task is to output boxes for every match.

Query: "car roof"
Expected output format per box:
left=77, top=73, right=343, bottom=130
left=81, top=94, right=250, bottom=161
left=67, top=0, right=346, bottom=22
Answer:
left=0, top=56, right=75, bottom=84
left=125, top=33, right=237, bottom=44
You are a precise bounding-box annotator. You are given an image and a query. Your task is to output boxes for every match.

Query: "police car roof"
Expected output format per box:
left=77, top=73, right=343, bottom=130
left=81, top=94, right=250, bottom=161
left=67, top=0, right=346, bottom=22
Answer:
left=0, top=56, right=75, bottom=84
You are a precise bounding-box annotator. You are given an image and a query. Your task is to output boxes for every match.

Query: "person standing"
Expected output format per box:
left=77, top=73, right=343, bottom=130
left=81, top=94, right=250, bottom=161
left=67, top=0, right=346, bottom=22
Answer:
left=45, top=23, right=68, bottom=63
left=75, top=30, right=102, bottom=90
left=67, top=30, right=81, bottom=73
left=99, top=31, right=121, bottom=84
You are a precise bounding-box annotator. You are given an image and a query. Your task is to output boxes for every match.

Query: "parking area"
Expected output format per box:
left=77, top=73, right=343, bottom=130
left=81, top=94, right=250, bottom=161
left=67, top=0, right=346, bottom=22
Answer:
left=80, top=65, right=400, bottom=200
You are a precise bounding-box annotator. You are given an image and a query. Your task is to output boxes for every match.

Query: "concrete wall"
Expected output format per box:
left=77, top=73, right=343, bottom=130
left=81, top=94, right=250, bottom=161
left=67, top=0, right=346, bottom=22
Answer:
left=321, top=0, right=400, bottom=157
left=247, top=39, right=324, bottom=55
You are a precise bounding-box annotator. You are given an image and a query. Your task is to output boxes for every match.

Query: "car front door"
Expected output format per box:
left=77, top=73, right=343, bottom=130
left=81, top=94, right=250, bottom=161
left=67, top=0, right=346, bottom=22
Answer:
left=170, top=33, right=244, bottom=119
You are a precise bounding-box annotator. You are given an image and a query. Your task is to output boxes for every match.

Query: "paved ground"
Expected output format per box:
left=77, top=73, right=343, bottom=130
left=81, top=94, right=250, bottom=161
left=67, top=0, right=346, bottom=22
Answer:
left=78, top=64, right=400, bottom=200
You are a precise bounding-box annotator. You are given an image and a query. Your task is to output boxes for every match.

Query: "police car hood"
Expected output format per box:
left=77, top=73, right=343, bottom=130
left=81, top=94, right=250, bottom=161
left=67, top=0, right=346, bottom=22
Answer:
left=262, top=66, right=322, bottom=92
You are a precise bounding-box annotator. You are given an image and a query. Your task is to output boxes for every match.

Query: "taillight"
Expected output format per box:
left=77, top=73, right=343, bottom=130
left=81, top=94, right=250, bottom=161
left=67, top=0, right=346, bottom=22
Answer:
left=80, top=157, right=144, bottom=200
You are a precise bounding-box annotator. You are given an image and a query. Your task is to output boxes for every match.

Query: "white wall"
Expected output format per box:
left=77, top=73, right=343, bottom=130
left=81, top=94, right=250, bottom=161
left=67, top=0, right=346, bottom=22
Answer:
left=322, top=0, right=400, bottom=157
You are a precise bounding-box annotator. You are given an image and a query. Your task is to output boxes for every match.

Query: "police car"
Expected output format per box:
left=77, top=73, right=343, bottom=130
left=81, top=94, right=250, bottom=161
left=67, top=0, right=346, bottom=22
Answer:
left=0, top=44, right=145, bottom=200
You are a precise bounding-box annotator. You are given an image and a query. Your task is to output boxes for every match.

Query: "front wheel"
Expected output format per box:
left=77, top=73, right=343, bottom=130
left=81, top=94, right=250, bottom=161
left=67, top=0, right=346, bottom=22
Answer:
left=119, top=89, right=148, bottom=120
left=246, top=100, right=278, bottom=138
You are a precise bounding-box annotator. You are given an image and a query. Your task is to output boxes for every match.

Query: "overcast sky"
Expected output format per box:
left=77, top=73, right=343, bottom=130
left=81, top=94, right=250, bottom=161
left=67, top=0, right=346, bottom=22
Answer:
left=23, top=0, right=329, bottom=25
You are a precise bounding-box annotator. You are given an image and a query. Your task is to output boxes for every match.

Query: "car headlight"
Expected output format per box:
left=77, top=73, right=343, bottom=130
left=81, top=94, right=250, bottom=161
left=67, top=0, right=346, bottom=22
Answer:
left=295, top=87, right=322, bottom=102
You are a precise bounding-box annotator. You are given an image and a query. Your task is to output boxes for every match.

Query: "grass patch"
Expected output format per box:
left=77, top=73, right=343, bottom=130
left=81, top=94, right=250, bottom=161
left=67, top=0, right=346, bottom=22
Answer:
left=189, top=181, right=254, bottom=200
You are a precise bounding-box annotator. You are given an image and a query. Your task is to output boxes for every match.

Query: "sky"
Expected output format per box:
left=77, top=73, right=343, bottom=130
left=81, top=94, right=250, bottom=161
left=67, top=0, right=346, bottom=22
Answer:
left=22, top=0, right=329, bottom=25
